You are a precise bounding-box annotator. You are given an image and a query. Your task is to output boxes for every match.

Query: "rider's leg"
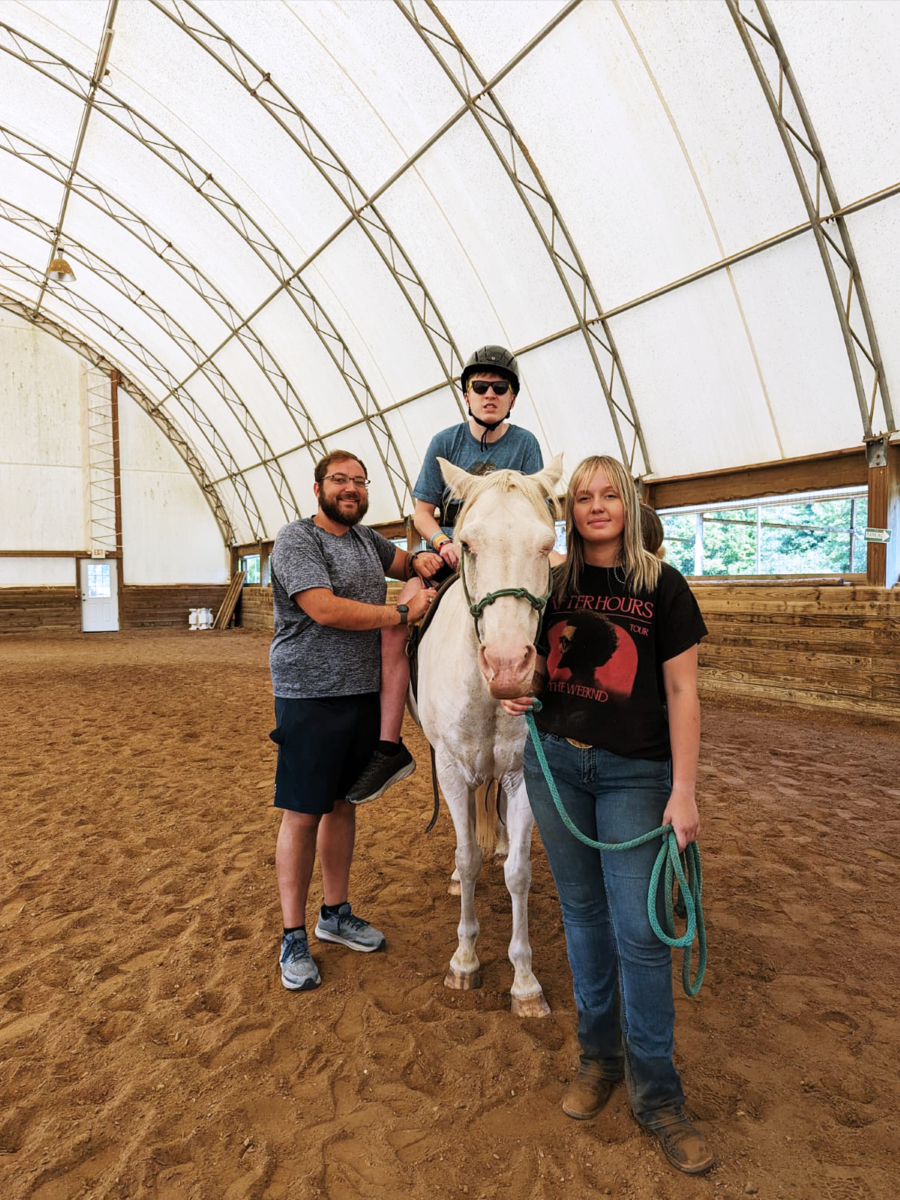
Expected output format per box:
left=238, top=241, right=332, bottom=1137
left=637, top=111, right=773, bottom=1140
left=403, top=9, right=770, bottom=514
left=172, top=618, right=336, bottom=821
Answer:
left=345, top=576, right=422, bottom=803
left=378, top=575, right=423, bottom=742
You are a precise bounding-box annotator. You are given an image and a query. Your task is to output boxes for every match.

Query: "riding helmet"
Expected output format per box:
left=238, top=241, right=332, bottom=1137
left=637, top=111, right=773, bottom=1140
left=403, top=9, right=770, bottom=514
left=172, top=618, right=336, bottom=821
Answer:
left=460, top=345, right=520, bottom=395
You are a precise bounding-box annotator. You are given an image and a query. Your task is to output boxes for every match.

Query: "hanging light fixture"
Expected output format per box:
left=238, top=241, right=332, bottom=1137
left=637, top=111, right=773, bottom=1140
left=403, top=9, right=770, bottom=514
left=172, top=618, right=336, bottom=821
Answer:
left=46, top=248, right=76, bottom=283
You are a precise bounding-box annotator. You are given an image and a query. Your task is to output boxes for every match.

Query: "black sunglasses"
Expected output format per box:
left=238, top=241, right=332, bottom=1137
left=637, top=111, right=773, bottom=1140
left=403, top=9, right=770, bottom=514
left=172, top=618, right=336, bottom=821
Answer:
left=469, top=380, right=511, bottom=395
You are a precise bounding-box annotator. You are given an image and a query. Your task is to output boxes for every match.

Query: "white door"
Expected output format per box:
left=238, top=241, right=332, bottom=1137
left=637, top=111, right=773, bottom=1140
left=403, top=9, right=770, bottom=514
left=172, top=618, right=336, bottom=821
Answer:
left=80, top=559, right=119, bottom=632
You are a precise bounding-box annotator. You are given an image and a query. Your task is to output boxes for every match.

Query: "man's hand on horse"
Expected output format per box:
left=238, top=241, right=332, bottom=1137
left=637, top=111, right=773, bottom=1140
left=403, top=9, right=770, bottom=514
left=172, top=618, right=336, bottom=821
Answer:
left=499, top=694, right=537, bottom=717
left=438, top=540, right=459, bottom=570
left=407, top=587, right=437, bottom=622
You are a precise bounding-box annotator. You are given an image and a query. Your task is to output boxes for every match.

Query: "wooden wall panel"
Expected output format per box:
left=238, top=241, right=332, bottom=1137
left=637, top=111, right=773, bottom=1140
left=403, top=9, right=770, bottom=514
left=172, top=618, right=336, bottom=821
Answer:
left=693, top=583, right=900, bottom=719
left=240, top=587, right=274, bottom=632
left=0, top=587, right=80, bottom=634
left=120, top=585, right=228, bottom=630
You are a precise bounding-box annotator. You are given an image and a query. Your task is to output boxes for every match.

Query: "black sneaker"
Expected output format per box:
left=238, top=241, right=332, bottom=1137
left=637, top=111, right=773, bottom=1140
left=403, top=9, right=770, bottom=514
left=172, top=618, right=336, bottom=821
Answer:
left=345, top=742, right=415, bottom=804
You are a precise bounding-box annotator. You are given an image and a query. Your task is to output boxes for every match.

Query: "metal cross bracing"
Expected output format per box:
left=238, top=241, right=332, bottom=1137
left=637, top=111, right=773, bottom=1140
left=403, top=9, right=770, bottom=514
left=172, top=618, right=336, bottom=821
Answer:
left=31, top=0, right=118, bottom=319
left=83, top=363, right=118, bottom=555
left=393, top=0, right=651, bottom=477
left=0, top=246, right=270, bottom=542
left=0, top=287, right=237, bottom=544
left=0, top=248, right=273, bottom=540
left=0, top=123, right=328, bottom=484
left=727, top=0, right=895, bottom=441
left=0, top=195, right=299, bottom=537
left=0, top=20, right=415, bottom=514
left=149, top=0, right=467, bottom=418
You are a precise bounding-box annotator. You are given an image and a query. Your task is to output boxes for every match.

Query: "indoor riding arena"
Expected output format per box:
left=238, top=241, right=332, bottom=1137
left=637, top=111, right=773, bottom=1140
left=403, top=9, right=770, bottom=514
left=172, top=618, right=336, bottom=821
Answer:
left=1, top=3, right=898, bottom=1199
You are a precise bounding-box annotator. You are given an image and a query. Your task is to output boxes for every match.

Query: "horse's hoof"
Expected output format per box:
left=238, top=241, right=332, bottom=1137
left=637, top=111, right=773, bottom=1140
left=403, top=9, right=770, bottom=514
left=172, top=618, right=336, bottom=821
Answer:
left=444, top=969, right=482, bottom=991
left=511, top=992, right=551, bottom=1018
left=447, top=879, right=461, bottom=896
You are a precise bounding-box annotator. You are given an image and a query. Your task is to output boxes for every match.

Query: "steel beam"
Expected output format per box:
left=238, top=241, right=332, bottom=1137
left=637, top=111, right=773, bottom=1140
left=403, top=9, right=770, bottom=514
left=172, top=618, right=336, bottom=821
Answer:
left=393, top=0, right=651, bottom=475
left=0, top=123, right=330, bottom=510
left=727, top=0, right=894, bottom=438
left=0, top=194, right=301, bottom=528
left=32, top=1, right=118, bottom=318
left=150, top=0, right=466, bottom=417
left=0, top=21, right=414, bottom=512
left=0, top=288, right=236, bottom=544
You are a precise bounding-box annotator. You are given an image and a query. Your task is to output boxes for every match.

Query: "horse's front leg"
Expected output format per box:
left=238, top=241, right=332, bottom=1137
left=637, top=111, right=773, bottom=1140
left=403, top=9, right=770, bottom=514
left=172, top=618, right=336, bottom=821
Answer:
left=440, top=767, right=483, bottom=990
left=503, top=777, right=551, bottom=1017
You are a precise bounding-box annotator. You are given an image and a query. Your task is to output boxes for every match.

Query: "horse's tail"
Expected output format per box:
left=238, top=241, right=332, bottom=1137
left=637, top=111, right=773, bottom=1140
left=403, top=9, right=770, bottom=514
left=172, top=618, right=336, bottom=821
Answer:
left=475, top=779, right=500, bottom=858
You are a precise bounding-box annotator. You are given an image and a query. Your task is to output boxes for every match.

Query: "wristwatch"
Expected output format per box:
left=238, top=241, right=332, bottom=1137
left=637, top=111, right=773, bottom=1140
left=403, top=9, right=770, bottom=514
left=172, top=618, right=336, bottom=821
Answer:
left=396, top=603, right=410, bottom=625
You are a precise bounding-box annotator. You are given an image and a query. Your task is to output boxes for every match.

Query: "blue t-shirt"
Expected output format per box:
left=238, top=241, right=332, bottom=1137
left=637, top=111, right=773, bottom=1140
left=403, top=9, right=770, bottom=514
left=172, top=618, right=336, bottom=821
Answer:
left=413, top=423, right=544, bottom=535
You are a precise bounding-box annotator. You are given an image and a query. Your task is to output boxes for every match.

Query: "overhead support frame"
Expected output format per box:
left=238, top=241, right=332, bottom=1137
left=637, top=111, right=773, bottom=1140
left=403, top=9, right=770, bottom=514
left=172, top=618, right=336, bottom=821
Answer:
left=0, top=21, right=414, bottom=516
left=727, top=0, right=895, bottom=441
left=0, top=289, right=236, bottom=544
left=150, top=0, right=467, bottom=417
left=394, top=0, right=651, bottom=476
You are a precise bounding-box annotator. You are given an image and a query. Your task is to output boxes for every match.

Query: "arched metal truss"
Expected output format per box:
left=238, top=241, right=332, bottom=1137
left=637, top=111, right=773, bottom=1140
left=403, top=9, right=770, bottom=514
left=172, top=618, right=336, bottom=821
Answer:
left=394, top=0, right=651, bottom=476
left=0, top=121, right=330, bottom=500
left=0, top=18, right=415, bottom=514
left=149, top=0, right=468, bottom=419
left=0, top=197, right=292, bottom=538
left=728, top=0, right=895, bottom=440
left=0, top=288, right=237, bottom=544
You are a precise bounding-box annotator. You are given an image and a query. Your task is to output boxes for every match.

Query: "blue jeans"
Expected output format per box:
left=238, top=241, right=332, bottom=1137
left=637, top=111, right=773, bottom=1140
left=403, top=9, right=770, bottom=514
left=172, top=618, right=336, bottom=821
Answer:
left=524, top=732, right=684, bottom=1124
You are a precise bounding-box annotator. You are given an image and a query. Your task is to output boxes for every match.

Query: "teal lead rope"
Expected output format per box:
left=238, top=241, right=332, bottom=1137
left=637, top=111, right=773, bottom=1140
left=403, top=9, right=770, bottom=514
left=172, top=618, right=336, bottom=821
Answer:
left=525, top=705, right=707, bottom=997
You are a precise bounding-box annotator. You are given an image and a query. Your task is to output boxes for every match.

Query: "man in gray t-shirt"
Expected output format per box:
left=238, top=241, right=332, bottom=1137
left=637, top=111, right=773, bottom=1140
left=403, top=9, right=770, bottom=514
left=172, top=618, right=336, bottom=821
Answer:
left=270, top=450, right=435, bottom=993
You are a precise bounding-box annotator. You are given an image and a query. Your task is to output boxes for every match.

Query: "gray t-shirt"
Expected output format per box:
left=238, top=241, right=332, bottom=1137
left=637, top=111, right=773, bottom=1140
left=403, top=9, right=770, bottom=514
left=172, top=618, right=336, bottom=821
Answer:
left=413, top=423, right=544, bottom=535
left=269, top=517, right=397, bottom=699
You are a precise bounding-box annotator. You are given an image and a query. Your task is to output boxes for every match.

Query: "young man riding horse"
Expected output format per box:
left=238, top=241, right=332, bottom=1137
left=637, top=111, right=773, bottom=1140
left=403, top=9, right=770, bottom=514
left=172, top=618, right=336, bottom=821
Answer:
left=345, top=345, right=544, bottom=804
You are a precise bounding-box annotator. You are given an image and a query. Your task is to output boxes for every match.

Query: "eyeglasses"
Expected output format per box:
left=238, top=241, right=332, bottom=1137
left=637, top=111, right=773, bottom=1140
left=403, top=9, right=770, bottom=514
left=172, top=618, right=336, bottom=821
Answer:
left=469, top=380, right=511, bottom=396
left=323, top=473, right=369, bottom=488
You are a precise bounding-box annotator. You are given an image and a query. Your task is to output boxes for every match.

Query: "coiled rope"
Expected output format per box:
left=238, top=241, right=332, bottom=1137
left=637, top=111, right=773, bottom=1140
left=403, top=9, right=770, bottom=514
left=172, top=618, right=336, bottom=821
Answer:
left=525, top=705, right=707, bottom=996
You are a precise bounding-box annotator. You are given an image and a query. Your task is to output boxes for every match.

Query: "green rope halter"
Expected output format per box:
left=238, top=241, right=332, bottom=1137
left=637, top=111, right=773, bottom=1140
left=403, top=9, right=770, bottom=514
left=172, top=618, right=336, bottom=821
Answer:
left=458, top=544, right=553, bottom=641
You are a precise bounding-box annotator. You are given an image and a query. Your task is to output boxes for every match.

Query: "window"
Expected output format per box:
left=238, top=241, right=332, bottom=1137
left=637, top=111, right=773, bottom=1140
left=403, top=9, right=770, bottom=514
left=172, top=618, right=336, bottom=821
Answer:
left=86, top=562, right=112, bottom=598
left=240, top=553, right=261, bottom=584
left=660, top=488, right=868, bottom=577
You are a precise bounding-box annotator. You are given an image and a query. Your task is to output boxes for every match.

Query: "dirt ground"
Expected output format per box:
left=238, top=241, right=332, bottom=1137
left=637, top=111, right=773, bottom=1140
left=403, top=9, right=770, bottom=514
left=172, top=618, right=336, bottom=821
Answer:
left=0, top=630, right=897, bottom=1200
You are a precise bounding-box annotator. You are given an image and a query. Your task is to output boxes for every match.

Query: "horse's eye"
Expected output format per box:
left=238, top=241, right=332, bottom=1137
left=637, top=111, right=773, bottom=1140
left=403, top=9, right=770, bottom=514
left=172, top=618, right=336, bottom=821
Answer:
left=459, top=540, right=470, bottom=553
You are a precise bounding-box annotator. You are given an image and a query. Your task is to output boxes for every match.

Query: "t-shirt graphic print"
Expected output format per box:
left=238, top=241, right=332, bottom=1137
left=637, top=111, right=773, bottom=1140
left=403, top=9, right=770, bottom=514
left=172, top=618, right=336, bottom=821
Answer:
left=535, top=563, right=707, bottom=761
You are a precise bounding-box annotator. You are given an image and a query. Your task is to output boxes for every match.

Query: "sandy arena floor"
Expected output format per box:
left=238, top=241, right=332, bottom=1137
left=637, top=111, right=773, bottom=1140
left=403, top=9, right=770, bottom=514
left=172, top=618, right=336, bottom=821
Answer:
left=0, top=630, right=897, bottom=1200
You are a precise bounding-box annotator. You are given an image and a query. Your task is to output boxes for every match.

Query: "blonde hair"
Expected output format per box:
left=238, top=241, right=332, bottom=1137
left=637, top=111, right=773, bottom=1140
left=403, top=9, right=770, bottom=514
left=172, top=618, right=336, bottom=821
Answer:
left=554, top=456, right=662, bottom=602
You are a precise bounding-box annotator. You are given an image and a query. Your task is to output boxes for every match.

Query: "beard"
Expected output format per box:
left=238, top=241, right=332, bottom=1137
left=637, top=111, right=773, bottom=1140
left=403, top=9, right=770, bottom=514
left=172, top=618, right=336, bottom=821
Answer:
left=319, top=490, right=368, bottom=527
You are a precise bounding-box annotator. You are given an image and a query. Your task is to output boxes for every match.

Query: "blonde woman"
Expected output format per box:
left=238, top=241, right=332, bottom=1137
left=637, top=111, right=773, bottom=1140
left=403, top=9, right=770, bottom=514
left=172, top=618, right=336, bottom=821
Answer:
left=502, top=455, right=713, bottom=1176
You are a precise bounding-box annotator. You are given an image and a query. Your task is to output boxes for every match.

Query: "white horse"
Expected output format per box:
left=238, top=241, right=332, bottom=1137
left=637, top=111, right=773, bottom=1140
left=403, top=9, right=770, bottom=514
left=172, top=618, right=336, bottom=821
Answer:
left=415, top=455, right=563, bottom=1017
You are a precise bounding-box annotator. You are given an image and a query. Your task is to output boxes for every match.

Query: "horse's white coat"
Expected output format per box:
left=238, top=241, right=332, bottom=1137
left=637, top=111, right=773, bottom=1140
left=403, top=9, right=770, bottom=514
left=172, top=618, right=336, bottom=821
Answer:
left=417, top=456, right=563, bottom=1014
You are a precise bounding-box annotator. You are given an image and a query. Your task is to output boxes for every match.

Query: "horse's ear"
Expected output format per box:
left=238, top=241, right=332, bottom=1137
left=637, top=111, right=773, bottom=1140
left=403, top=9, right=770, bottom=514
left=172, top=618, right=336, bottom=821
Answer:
left=437, top=457, right=475, bottom=499
left=533, top=453, right=564, bottom=494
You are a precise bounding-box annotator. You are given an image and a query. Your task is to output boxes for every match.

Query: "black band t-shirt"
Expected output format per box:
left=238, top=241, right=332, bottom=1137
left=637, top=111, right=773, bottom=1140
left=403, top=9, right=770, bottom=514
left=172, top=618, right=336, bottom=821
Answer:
left=534, top=562, right=707, bottom=761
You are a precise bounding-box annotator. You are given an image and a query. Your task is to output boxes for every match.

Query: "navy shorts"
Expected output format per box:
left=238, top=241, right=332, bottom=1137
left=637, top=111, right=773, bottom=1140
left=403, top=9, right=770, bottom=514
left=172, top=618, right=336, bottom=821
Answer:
left=270, top=693, right=380, bottom=814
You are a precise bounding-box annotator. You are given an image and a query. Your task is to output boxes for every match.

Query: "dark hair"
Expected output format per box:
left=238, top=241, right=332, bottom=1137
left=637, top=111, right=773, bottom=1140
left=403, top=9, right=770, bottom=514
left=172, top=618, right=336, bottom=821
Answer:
left=640, top=503, right=665, bottom=558
left=314, top=449, right=368, bottom=484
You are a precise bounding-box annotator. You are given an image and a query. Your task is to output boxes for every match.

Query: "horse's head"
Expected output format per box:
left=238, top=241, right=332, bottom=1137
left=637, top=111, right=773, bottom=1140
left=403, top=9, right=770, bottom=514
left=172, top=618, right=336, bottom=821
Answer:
left=438, top=454, right=564, bottom=699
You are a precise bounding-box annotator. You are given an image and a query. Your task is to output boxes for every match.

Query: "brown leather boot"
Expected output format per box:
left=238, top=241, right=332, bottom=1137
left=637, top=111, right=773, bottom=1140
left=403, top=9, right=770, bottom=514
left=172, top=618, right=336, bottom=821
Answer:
left=644, top=1106, right=715, bottom=1174
left=561, top=1060, right=615, bottom=1120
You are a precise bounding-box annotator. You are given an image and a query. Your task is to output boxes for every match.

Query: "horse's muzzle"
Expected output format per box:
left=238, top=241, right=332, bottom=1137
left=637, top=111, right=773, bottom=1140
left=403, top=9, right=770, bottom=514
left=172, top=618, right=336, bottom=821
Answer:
left=479, top=643, right=536, bottom=699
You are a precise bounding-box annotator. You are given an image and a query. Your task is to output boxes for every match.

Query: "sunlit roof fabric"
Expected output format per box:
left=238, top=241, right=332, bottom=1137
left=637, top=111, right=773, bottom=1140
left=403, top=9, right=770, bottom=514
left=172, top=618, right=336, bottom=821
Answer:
left=0, top=0, right=897, bottom=544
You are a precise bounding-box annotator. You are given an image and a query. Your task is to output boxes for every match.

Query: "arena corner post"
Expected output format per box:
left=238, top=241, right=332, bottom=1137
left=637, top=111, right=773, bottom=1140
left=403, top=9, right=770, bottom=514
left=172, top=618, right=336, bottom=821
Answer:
left=865, top=436, right=900, bottom=588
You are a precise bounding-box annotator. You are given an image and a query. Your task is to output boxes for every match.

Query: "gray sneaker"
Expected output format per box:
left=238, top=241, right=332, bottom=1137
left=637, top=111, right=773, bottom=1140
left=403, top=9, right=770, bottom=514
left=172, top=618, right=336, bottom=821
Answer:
left=345, top=742, right=415, bottom=804
left=280, top=930, right=321, bottom=991
left=314, top=903, right=385, bottom=953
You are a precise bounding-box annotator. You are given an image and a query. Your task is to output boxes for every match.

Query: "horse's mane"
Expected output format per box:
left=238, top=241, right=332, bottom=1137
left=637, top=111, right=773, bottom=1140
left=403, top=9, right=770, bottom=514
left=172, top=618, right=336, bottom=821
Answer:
left=454, top=469, right=560, bottom=534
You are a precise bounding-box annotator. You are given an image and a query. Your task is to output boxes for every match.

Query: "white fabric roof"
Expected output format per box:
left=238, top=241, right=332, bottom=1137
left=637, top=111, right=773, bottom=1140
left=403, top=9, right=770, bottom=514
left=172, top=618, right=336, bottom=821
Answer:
left=1, top=0, right=897, bottom=543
